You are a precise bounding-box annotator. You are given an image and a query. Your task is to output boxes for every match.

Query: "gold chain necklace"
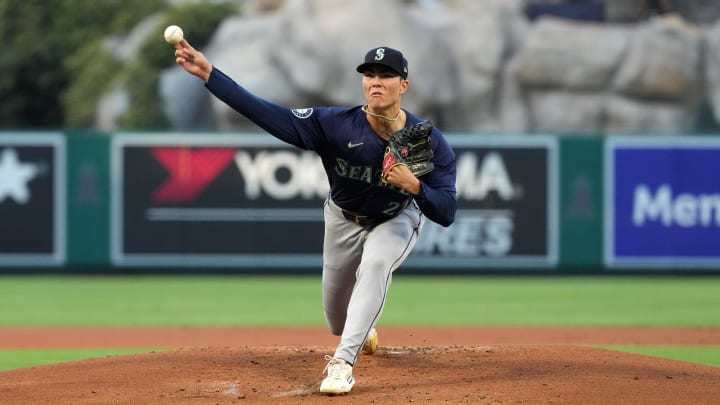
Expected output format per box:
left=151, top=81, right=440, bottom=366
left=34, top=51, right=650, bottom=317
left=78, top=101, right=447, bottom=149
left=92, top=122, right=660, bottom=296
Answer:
left=361, top=105, right=402, bottom=122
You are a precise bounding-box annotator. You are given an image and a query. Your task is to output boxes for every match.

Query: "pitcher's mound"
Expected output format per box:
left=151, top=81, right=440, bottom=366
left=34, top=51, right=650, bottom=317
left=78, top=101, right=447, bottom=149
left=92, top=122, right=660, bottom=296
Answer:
left=1, top=345, right=719, bottom=404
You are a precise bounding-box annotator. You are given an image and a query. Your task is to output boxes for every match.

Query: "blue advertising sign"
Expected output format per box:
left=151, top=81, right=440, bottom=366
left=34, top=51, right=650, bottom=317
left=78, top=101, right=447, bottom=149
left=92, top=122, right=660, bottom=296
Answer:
left=605, top=137, right=720, bottom=268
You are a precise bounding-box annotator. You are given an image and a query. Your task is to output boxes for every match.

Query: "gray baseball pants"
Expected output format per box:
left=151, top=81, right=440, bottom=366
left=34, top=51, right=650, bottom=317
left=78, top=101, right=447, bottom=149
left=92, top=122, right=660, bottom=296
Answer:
left=322, top=198, right=424, bottom=365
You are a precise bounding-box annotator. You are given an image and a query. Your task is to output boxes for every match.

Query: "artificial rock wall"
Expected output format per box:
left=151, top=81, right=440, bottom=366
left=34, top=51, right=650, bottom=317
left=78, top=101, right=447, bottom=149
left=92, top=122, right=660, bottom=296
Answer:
left=148, top=0, right=720, bottom=135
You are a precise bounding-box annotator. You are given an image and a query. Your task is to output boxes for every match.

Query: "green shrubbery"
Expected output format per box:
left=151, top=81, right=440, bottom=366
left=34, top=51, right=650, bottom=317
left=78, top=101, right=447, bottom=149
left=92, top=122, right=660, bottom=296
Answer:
left=0, top=0, right=238, bottom=130
left=117, top=2, right=238, bottom=129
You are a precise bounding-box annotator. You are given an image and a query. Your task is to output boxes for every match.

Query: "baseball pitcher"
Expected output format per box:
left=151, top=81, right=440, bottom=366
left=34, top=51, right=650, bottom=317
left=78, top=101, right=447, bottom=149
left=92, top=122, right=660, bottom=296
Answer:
left=172, top=40, right=457, bottom=395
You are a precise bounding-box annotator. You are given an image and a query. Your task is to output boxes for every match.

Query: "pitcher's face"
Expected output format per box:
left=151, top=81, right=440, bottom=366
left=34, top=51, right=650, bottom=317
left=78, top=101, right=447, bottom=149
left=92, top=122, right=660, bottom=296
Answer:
left=362, top=66, right=408, bottom=110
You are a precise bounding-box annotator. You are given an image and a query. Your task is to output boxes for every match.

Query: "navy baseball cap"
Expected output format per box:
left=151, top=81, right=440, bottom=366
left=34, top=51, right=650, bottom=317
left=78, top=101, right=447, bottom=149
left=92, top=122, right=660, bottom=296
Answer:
left=356, top=46, right=408, bottom=79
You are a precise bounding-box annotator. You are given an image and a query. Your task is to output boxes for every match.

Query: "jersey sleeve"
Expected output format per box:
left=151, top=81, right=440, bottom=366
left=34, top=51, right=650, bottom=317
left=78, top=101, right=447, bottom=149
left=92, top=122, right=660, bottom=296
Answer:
left=205, top=67, right=324, bottom=150
left=414, top=130, right=457, bottom=227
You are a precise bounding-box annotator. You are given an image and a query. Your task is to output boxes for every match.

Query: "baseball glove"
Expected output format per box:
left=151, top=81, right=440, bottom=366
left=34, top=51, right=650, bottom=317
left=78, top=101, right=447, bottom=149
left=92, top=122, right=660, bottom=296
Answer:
left=381, top=120, right=435, bottom=183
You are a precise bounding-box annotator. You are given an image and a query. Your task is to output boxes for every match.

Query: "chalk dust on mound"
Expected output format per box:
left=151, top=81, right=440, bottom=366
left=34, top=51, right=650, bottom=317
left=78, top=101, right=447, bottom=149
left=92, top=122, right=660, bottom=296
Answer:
left=0, top=345, right=719, bottom=405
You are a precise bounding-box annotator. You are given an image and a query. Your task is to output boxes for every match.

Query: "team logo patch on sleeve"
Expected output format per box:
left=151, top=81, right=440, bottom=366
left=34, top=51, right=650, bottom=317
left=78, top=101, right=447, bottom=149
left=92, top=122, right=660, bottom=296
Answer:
left=291, top=108, right=314, bottom=119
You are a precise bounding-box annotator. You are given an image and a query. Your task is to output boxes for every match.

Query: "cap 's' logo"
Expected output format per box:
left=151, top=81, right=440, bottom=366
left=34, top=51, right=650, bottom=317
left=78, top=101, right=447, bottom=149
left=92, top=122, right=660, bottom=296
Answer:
left=374, top=48, right=385, bottom=61
left=291, top=108, right=313, bottom=119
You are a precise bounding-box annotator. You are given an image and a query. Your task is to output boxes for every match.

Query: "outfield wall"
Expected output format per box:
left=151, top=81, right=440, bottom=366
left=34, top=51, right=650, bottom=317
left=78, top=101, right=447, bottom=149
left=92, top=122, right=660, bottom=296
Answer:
left=1, top=131, right=718, bottom=273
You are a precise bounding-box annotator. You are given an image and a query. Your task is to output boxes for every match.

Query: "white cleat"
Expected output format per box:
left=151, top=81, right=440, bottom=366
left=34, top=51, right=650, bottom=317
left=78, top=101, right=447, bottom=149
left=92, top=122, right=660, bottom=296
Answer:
left=362, top=327, right=378, bottom=355
left=320, top=355, right=355, bottom=395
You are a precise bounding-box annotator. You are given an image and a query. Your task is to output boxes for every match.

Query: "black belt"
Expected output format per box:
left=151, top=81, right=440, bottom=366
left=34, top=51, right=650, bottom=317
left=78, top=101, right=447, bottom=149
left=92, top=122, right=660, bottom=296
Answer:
left=342, top=210, right=389, bottom=229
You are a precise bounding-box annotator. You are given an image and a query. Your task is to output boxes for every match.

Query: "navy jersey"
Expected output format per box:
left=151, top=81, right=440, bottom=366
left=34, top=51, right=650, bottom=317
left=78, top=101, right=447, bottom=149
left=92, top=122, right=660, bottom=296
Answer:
left=206, top=68, right=457, bottom=226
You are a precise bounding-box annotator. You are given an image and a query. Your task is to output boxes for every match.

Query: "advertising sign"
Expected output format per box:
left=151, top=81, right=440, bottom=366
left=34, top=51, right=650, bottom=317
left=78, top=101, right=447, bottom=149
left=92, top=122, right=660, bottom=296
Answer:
left=112, top=135, right=327, bottom=267
left=112, top=134, right=557, bottom=269
left=605, top=137, right=720, bottom=268
left=0, top=134, right=65, bottom=266
left=407, top=136, right=558, bottom=268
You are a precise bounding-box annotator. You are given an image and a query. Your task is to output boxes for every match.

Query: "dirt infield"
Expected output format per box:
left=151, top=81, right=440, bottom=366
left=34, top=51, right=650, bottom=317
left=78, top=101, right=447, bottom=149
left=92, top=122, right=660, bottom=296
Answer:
left=1, top=327, right=719, bottom=404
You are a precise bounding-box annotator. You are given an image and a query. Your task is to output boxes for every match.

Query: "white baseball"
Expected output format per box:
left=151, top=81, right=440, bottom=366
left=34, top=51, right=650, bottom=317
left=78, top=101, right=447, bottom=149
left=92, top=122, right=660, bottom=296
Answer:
left=163, top=25, right=183, bottom=44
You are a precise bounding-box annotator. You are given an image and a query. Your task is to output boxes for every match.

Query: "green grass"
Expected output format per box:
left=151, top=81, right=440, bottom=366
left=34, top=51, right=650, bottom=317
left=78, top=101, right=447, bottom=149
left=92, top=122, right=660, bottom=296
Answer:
left=0, top=275, right=718, bottom=370
left=0, top=275, right=325, bottom=326
left=384, top=275, right=720, bottom=326
left=0, top=275, right=718, bottom=327
left=0, top=348, right=161, bottom=372
left=602, top=346, right=720, bottom=368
